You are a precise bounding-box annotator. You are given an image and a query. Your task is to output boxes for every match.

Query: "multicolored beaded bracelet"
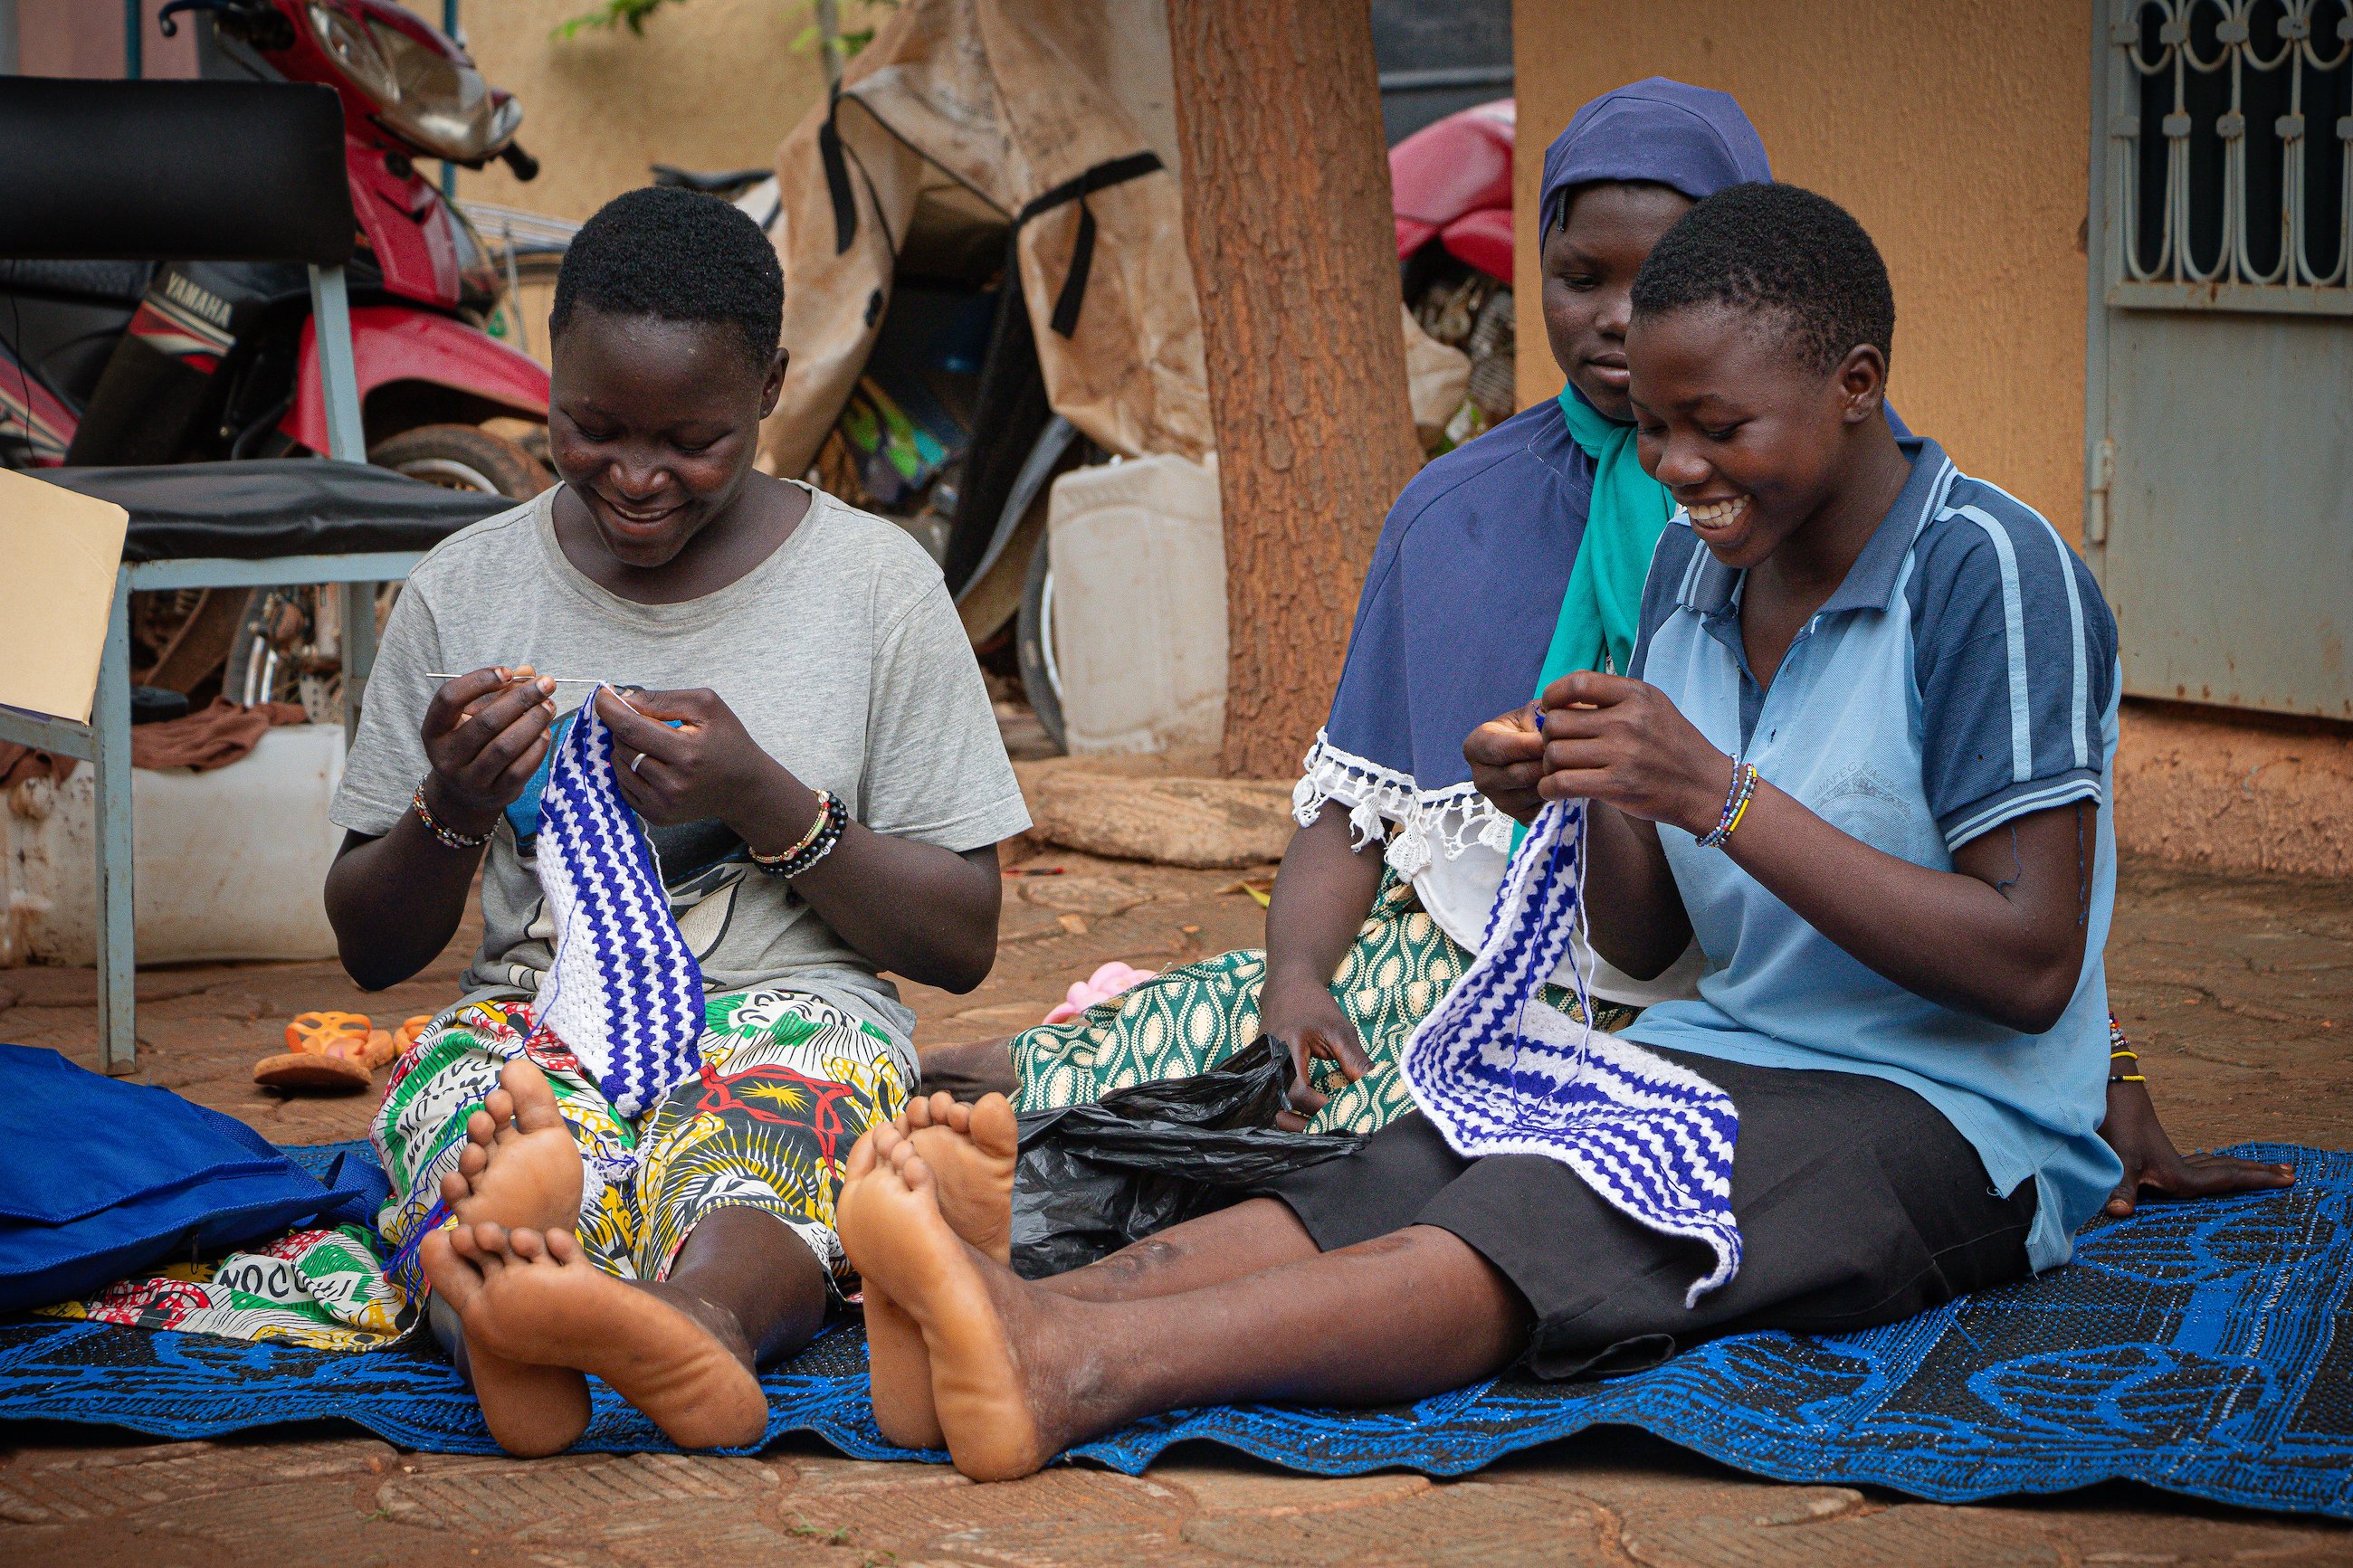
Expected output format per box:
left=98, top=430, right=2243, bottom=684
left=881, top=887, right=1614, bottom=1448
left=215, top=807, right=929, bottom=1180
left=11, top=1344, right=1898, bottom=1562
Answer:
left=750, top=790, right=848, bottom=879
left=411, top=782, right=491, bottom=851
left=1696, top=759, right=1760, bottom=851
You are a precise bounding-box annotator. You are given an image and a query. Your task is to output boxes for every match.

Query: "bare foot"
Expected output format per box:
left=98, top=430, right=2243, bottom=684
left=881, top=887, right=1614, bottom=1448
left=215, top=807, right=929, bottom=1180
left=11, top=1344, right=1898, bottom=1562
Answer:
left=853, top=1094, right=1015, bottom=1450
left=838, top=1128, right=1066, bottom=1482
left=439, top=1057, right=584, bottom=1236
left=845, top=1128, right=945, bottom=1450
left=902, top=1091, right=1018, bottom=1264
left=452, top=1221, right=768, bottom=1451
left=422, top=1225, right=592, bottom=1457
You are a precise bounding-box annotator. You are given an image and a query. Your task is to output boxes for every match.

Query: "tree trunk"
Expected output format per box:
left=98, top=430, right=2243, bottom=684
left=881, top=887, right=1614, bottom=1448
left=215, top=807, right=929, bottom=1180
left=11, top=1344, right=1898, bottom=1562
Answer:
left=1166, top=0, right=1422, bottom=780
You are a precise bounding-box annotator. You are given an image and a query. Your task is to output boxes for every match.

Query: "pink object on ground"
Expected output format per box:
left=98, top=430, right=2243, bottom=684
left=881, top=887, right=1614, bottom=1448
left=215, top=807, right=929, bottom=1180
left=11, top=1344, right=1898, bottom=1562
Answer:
left=1043, top=961, right=1159, bottom=1025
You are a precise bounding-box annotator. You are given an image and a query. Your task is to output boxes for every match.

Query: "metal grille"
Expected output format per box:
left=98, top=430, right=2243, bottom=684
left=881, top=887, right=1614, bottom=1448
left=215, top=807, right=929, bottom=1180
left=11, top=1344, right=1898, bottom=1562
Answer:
left=2110, top=0, right=2353, bottom=313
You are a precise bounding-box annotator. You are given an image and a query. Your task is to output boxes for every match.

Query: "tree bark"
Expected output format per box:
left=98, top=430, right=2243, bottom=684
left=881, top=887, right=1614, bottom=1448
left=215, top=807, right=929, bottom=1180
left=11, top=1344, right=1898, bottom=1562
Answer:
left=1166, top=0, right=1421, bottom=779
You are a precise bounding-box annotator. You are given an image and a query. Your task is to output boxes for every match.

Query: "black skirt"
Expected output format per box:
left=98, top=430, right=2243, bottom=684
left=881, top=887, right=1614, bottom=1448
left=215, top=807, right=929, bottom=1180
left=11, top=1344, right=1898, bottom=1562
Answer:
left=1255, top=1046, right=2038, bottom=1380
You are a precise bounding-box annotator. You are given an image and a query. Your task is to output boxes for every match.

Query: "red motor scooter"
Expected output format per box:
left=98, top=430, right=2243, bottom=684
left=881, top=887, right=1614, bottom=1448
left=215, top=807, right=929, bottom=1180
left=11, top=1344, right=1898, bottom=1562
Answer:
left=0, top=0, right=549, bottom=497
left=0, top=0, right=556, bottom=711
left=1389, top=98, right=1517, bottom=447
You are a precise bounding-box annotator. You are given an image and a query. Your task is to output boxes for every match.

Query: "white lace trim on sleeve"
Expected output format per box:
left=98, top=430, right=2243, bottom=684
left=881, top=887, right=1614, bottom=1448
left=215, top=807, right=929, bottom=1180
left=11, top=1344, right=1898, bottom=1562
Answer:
left=1291, top=730, right=1518, bottom=880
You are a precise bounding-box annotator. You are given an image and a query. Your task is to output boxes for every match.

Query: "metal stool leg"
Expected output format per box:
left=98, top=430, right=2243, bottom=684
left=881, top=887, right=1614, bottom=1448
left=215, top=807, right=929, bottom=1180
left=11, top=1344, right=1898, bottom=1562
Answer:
left=91, top=567, right=138, bottom=1076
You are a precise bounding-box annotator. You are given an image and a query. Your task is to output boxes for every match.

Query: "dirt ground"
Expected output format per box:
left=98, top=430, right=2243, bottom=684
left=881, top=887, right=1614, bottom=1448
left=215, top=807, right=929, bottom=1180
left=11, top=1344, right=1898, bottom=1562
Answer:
left=3, top=851, right=2348, bottom=1566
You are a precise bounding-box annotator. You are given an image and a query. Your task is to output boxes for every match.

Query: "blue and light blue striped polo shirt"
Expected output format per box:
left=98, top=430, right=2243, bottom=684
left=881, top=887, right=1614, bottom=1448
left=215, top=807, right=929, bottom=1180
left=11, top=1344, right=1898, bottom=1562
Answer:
left=1622, top=437, right=2125, bottom=1270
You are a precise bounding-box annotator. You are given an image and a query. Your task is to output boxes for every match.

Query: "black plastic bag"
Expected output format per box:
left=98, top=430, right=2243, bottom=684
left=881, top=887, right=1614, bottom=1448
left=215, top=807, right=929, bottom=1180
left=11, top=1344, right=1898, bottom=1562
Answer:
left=1008, top=1038, right=1364, bottom=1278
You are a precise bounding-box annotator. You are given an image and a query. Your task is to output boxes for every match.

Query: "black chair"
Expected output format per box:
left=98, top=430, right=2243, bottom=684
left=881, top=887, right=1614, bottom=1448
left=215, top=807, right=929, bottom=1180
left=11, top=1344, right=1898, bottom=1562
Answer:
left=0, top=79, right=512, bottom=1073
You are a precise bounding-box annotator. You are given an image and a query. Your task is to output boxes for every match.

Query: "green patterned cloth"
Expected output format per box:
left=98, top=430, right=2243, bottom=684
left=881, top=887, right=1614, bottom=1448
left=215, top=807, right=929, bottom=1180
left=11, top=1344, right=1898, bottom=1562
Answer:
left=1011, top=871, right=1637, bottom=1135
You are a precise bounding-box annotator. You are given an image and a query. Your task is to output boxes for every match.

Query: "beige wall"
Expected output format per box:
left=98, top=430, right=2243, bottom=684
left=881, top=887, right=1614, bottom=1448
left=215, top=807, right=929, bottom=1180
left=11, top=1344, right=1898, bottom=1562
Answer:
left=1511, top=0, right=2091, bottom=533
left=445, top=0, right=888, bottom=222
left=1510, top=3, right=2353, bottom=881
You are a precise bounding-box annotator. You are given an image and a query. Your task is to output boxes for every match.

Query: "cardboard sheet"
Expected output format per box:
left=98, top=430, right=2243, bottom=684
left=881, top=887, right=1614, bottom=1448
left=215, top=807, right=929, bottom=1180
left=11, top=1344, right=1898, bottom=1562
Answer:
left=0, top=467, right=129, bottom=724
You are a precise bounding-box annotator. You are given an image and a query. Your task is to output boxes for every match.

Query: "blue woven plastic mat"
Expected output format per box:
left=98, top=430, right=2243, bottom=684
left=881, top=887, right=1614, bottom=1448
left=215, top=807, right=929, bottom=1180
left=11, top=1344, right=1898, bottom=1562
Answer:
left=2, top=1140, right=2345, bottom=1518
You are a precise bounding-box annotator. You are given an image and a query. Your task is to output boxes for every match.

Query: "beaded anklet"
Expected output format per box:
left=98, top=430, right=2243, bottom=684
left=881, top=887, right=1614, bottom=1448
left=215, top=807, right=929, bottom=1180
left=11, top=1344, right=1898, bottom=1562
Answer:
left=1696, top=759, right=1760, bottom=850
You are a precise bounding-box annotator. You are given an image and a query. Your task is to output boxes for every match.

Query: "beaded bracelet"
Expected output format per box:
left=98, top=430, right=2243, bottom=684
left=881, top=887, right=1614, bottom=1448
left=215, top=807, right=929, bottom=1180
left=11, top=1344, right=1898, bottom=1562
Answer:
left=750, top=790, right=848, bottom=879
left=411, top=783, right=491, bottom=851
left=1695, top=759, right=1760, bottom=850
left=2107, top=1013, right=2145, bottom=1083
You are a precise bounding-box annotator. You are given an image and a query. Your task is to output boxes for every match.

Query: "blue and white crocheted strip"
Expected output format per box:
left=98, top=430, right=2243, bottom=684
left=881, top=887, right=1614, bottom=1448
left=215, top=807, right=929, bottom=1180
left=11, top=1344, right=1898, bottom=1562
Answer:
left=532, top=688, right=705, bottom=1118
left=1397, top=796, right=1742, bottom=1307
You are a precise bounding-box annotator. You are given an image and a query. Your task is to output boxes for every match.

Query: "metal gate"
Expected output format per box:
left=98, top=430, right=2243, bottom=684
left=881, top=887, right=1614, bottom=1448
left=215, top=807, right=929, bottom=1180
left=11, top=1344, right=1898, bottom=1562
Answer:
left=2083, top=0, right=2353, bottom=719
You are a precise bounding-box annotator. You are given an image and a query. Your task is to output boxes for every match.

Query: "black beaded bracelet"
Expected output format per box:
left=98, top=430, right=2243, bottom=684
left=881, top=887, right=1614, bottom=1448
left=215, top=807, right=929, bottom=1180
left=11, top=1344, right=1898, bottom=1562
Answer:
left=749, top=790, right=848, bottom=879
left=412, top=783, right=491, bottom=851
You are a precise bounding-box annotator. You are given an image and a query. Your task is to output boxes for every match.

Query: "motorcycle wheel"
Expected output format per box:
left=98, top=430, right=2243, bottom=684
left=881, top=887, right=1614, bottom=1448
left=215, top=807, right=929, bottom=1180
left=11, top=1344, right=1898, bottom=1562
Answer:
left=1014, top=525, right=1068, bottom=755
left=224, top=423, right=549, bottom=713
left=369, top=423, right=551, bottom=499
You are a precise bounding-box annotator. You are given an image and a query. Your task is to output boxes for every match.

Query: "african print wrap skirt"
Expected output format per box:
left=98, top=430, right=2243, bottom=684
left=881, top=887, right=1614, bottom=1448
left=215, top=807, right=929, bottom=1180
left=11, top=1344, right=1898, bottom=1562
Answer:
left=373, top=987, right=909, bottom=1305
left=1010, top=870, right=1638, bottom=1135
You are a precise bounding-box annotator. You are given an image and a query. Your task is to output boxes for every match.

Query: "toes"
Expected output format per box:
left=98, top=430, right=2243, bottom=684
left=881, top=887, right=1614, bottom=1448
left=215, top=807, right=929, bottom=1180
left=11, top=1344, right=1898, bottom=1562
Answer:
left=969, top=1094, right=1019, bottom=1156
left=420, top=1230, right=484, bottom=1311
left=846, top=1126, right=881, bottom=1180
left=902, top=1095, right=937, bottom=1132
left=899, top=1146, right=938, bottom=1200
left=872, top=1123, right=908, bottom=1164
left=441, top=1168, right=471, bottom=1208
left=472, top=1221, right=513, bottom=1258
left=500, top=1057, right=567, bottom=1134
left=446, top=1221, right=486, bottom=1262
left=466, top=1107, right=498, bottom=1148
left=507, top=1226, right=548, bottom=1262
left=545, top=1228, right=583, bottom=1265
left=484, top=1088, right=519, bottom=1143
left=936, top=1093, right=972, bottom=1134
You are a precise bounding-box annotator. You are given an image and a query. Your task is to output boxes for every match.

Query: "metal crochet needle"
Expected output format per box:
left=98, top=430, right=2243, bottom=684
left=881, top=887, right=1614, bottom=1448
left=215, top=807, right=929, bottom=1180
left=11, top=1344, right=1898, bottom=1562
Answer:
left=425, top=672, right=606, bottom=683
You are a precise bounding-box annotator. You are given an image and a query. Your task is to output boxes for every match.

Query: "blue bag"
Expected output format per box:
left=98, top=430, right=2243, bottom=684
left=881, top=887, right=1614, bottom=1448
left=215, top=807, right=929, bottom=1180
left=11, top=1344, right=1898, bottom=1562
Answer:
left=0, top=1042, right=386, bottom=1312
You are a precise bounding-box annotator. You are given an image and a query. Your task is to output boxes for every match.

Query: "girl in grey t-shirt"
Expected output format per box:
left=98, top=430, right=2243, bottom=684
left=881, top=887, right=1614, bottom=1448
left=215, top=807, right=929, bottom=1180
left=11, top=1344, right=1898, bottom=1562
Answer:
left=324, top=188, right=1027, bottom=1456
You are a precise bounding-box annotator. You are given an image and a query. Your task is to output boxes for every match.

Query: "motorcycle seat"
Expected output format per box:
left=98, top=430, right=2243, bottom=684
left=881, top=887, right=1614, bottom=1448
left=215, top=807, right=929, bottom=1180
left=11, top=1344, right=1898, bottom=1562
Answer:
left=0, top=260, right=156, bottom=306
left=39, top=459, right=513, bottom=563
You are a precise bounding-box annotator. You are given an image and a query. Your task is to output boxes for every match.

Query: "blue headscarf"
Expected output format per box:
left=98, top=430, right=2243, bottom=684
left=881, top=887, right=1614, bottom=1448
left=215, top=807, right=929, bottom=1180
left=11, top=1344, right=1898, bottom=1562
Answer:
left=1300, top=81, right=1773, bottom=873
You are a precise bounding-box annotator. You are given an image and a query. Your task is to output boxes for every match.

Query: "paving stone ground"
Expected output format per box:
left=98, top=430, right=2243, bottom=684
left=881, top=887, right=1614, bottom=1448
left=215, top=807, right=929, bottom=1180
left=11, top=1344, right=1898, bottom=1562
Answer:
left=4, top=852, right=2348, bottom=1566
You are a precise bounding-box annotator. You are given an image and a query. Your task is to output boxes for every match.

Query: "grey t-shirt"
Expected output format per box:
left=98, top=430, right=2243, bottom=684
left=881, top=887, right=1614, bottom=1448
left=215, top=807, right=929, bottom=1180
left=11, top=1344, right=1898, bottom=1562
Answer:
left=330, top=482, right=1032, bottom=1068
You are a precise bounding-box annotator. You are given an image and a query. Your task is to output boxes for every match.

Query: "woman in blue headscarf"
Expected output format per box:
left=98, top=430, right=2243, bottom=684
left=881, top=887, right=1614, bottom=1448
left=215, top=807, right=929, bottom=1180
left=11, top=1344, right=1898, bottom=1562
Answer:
left=942, top=81, right=2285, bottom=1218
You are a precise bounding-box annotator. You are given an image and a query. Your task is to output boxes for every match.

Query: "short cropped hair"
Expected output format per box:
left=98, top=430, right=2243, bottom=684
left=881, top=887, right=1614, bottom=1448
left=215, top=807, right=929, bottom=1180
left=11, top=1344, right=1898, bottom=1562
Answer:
left=1630, top=182, right=1895, bottom=375
left=550, top=185, right=783, bottom=371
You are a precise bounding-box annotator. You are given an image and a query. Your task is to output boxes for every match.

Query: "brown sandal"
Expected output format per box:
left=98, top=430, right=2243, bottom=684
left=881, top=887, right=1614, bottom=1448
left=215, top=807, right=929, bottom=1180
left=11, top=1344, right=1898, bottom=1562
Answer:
left=252, top=1050, right=374, bottom=1093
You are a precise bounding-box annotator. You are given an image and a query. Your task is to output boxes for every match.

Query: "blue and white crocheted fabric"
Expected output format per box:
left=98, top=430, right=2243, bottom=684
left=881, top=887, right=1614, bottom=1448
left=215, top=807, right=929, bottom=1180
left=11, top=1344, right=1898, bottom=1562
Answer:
left=532, top=689, right=705, bottom=1118
left=1397, top=797, right=1742, bottom=1307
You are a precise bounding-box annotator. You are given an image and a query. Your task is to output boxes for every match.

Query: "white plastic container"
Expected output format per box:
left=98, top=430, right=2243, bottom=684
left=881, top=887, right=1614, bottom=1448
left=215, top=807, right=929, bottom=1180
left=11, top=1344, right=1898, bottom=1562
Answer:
left=1046, top=452, right=1226, bottom=755
left=2, top=722, right=348, bottom=967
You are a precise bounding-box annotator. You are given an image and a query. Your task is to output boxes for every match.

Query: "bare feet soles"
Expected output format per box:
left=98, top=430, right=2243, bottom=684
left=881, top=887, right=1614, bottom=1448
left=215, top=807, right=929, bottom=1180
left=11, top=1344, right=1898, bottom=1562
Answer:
left=422, top=1228, right=591, bottom=1457
left=855, top=1093, right=1018, bottom=1449
left=424, top=1056, right=595, bottom=1457
left=440, top=1056, right=584, bottom=1235
left=840, top=1126, right=1064, bottom=1481
left=904, top=1091, right=1019, bottom=1264
left=431, top=1221, right=769, bottom=1452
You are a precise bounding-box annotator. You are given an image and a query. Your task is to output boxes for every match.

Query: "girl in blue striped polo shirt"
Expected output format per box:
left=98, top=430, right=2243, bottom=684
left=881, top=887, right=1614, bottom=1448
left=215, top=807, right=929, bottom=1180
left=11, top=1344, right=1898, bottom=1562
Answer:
left=824, top=182, right=2276, bottom=1483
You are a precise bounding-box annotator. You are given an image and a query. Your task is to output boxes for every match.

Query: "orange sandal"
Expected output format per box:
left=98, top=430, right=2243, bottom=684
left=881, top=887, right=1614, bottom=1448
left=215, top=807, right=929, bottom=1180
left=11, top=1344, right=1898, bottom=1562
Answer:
left=257, top=1010, right=377, bottom=1094
left=285, top=1010, right=373, bottom=1056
